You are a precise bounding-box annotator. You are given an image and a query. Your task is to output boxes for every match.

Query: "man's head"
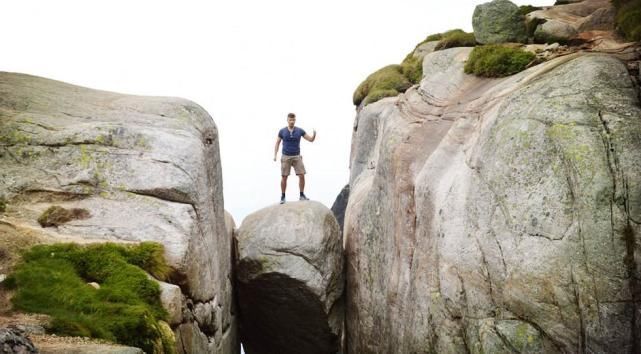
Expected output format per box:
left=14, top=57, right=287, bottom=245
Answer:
left=287, top=113, right=296, bottom=128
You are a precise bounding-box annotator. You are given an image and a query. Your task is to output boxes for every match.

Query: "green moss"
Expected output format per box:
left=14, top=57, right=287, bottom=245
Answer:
left=614, top=0, right=641, bottom=41
left=37, top=206, right=91, bottom=227
left=353, top=65, right=412, bottom=106
left=400, top=53, right=423, bottom=84
left=364, top=89, right=401, bottom=105
left=9, top=242, right=172, bottom=354
left=464, top=45, right=536, bottom=77
left=0, top=196, right=6, bottom=213
left=434, top=29, right=477, bottom=51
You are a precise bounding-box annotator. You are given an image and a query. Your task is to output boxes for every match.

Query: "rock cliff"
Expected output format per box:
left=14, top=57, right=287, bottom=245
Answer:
left=345, top=44, right=641, bottom=354
left=0, top=72, right=238, bottom=354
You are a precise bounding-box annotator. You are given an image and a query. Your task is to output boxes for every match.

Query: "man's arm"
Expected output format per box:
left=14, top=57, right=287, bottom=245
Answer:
left=274, top=136, right=282, bottom=161
left=303, top=129, right=316, bottom=142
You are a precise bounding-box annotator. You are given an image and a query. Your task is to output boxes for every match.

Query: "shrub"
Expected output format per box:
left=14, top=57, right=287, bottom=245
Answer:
left=353, top=65, right=412, bottom=106
left=37, top=206, right=90, bottom=227
left=614, top=0, right=641, bottom=41
left=8, top=242, right=174, bottom=353
left=464, top=45, right=536, bottom=77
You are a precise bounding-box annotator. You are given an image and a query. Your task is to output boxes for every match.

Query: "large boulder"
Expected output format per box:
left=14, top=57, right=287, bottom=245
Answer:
left=0, top=72, right=238, bottom=353
left=235, top=201, right=344, bottom=354
left=472, top=0, right=528, bottom=44
left=345, top=47, right=641, bottom=353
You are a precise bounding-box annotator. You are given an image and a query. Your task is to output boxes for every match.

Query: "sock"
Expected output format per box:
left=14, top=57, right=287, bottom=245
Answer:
left=281, top=193, right=285, bottom=198
left=300, top=192, right=305, bottom=197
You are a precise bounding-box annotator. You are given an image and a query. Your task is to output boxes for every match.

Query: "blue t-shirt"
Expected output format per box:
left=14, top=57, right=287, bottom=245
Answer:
left=278, top=127, right=306, bottom=156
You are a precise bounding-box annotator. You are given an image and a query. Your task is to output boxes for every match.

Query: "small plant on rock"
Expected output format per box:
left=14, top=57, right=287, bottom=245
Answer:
left=37, top=206, right=91, bottom=227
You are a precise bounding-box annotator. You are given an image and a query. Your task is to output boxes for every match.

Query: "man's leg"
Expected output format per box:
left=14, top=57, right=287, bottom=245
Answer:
left=281, top=175, right=288, bottom=194
left=298, top=174, right=305, bottom=193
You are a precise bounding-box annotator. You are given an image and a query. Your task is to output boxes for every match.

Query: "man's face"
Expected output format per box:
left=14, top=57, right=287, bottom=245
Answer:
left=287, top=117, right=296, bottom=127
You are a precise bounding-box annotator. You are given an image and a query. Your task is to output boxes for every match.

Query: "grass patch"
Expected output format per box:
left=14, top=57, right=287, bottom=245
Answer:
left=37, top=206, right=91, bottom=227
left=434, top=29, right=477, bottom=51
left=613, top=0, right=641, bottom=41
left=353, top=65, right=412, bottom=106
left=400, top=53, right=423, bottom=84
left=464, top=45, right=536, bottom=77
left=5, top=242, right=174, bottom=353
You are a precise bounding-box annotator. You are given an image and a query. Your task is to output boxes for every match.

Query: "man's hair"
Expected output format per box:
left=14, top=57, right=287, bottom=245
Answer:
left=287, top=113, right=296, bottom=119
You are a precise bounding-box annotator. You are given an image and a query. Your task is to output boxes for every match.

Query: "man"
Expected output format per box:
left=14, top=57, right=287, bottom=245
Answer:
left=273, top=112, right=316, bottom=204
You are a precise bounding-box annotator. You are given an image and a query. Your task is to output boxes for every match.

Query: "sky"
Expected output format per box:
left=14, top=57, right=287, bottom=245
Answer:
left=1, top=0, right=550, bottom=224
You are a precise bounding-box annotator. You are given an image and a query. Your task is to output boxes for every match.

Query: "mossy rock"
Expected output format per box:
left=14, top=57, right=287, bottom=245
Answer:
left=614, top=0, right=641, bottom=41
left=464, top=44, right=536, bottom=77
left=37, top=206, right=91, bottom=227
left=353, top=65, right=412, bottom=106
left=5, top=242, right=174, bottom=354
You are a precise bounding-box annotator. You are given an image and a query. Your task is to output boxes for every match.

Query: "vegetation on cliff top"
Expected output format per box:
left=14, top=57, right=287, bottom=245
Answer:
left=4, top=242, right=174, bottom=353
left=433, top=29, right=477, bottom=51
left=464, top=45, right=535, bottom=77
left=613, top=0, right=641, bottom=41
left=352, top=65, right=412, bottom=106
left=354, top=29, right=477, bottom=107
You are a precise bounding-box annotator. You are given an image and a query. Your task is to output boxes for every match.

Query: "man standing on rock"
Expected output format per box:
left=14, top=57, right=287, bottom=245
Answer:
left=273, top=112, right=316, bottom=204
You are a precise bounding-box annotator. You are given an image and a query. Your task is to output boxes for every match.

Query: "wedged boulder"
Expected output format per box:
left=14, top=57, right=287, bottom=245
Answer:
left=235, top=201, right=344, bottom=354
left=346, top=47, right=641, bottom=353
left=0, top=72, right=237, bottom=353
left=472, top=0, right=528, bottom=44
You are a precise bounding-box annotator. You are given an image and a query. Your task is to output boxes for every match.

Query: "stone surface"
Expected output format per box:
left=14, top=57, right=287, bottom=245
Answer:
left=157, top=280, right=183, bottom=326
left=235, top=201, right=344, bottom=354
left=38, top=344, right=143, bottom=354
left=534, top=19, right=579, bottom=42
left=0, top=327, right=38, bottom=354
left=0, top=72, right=237, bottom=353
left=330, top=184, right=350, bottom=235
left=345, top=47, right=641, bottom=353
left=472, top=0, right=528, bottom=44
left=526, top=0, right=615, bottom=42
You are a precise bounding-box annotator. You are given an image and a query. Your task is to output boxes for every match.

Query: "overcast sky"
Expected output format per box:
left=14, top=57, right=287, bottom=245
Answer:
left=1, top=0, right=550, bottom=224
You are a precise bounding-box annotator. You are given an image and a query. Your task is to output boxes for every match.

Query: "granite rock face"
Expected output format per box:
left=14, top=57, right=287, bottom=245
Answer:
left=345, top=48, right=641, bottom=353
left=0, top=72, right=237, bottom=354
left=473, top=0, right=528, bottom=44
left=330, top=184, right=350, bottom=235
left=235, top=201, right=344, bottom=354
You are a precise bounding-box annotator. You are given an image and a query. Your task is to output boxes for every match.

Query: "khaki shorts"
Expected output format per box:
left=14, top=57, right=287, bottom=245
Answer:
left=281, top=155, right=306, bottom=176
